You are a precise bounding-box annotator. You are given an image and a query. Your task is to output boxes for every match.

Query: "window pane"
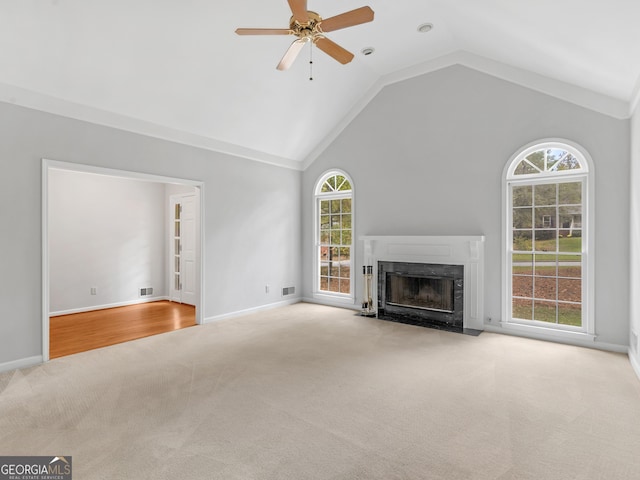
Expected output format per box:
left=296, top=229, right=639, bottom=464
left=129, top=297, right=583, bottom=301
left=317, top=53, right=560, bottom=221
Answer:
left=558, top=182, right=581, bottom=205
left=556, top=154, right=581, bottom=171
left=513, top=231, right=532, bottom=251
left=330, top=230, right=341, bottom=245
left=513, top=208, right=532, bottom=228
left=342, top=214, right=352, bottom=229
left=534, top=276, right=556, bottom=301
left=327, top=277, right=338, bottom=292
left=558, top=278, right=581, bottom=303
left=534, top=300, right=557, bottom=323
left=513, top=298, right=533, bottom=320
left=337, top=177, right=351, bottom=191
left=513, top=253, right=533, bottom=275
left=330, top=199, right=341, bottom=213
left=534, top=184, right=556, bottom=206
left=320, top=276, right=328, bottom=290
left=514, top=161, right=539, bottom=175
left=535, top=230, right=556, bottom=251
left=558, top=262, right=581, bottom=279
left=534, top=254, right=557, bottom=276
left=535, top=207, right=556, bottom=228
left=342, top=230, right=352, bottom=245
left=526, top=151, right=545, bottom=171
left=558, top=232, right=581, bottom=253
left=341, top=198, right=352, bottom=213
left=558, top=303, right=581, bottom=326
left=320, top=263, right=329, bottom=276
left=339, top=278, right=350, bottom=294
left=513, top=274, right=533, bottom=299
left=331, top=215, right=341, bottom=228
left=320, top=200, right=330, bottom=214
left=513, top=186, right=533, bottom=206
left=546, top=149, right=567, bottom=171
left=320, top=215, right=329, bottom=230
left=320, top=231, right=329, bottom=244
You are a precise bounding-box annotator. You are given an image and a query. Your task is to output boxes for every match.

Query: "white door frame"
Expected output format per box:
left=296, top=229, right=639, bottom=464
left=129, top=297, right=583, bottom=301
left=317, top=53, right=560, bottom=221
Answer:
left=42, top=159, right=206, bottom=362
left=169, top=193, right=198, bottom=306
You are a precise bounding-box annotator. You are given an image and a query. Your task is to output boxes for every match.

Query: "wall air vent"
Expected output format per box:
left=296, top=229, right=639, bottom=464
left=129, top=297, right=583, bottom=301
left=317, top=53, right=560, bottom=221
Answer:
left=140, top=287, right=154, bottom=297
left=282, top=286, right=295, bottom=296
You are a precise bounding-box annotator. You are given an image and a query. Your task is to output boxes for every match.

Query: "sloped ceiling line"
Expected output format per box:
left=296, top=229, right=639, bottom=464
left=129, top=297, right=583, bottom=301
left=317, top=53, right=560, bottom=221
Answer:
left=0, top=50, right=633, bottom=172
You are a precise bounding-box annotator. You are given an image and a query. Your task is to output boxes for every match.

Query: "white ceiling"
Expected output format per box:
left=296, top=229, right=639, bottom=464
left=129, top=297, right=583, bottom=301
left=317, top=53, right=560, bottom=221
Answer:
left=1, top=0, right=639, bottom=168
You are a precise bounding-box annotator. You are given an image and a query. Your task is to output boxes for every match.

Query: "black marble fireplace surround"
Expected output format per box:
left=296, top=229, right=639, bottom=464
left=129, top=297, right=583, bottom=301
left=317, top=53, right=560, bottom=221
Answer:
left=377, top=261, right=469, bottom=334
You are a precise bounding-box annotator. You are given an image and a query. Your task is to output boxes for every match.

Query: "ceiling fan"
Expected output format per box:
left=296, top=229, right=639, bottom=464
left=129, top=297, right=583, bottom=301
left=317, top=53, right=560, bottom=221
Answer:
left=235, top=0, right=374, bottom=71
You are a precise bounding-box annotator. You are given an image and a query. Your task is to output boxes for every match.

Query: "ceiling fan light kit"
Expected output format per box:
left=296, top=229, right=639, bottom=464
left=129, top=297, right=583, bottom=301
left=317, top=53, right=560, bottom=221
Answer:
left=235, top=0, right=374, bottom=72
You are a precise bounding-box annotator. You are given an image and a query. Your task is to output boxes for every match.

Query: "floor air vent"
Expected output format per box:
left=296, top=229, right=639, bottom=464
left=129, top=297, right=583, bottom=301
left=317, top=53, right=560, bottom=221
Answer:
left=282, top=286, right=295, bottom=296
left=140, top=287, right=154, bottom=297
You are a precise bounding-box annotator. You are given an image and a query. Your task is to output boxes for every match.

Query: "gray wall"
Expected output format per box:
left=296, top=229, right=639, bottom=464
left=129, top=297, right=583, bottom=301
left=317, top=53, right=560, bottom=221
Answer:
left=630, top=103, right=640, bottom=369
left=0, top=101, right=301, bottom=366
left=302, top=65, right=630, bottom=348
left=49, top=169, right=167, bottom=313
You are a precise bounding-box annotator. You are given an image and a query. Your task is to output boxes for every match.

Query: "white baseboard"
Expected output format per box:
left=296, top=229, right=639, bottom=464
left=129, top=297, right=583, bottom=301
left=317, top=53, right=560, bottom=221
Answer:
left=484, top=324, right=628, bottom=353
left=302, top=296, right=360, bottom=311
left=50, top=296, right=170, bottom=317
left=630, top=352, right=640, bottom=381
left=203, top=297, right=301, bottom=324
left=0, top=355, right=43, bottom=374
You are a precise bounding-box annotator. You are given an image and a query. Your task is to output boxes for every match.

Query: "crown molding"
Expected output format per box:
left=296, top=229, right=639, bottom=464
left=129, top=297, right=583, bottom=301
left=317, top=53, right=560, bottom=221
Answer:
left=0, top=49, right=631, bottom=173
left=301, top=50, right=631, bottom=169
left=0, top=82, right=302, bottom=171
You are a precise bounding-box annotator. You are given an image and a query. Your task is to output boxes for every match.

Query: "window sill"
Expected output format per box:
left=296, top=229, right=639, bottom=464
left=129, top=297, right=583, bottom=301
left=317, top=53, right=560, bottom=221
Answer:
left=312, top=292, right=356, bottom=307
left=493, top=320, right=595, bottom=344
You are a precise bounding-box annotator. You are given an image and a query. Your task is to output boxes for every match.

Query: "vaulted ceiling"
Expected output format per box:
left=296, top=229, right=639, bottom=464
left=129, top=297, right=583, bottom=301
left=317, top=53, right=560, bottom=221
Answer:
left=1, top=0, right=639, bottom=169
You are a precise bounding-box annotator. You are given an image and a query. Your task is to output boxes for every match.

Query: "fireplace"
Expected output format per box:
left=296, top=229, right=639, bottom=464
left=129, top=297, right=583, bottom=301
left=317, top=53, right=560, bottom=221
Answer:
left=361, top=235, right=485, bottom=332
left=378, top=261, right=464, bottom=332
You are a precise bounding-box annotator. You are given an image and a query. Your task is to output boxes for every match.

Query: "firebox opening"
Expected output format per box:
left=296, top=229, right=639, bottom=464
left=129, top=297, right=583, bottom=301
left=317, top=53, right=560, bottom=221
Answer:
left=377, top=261, right=467, bottom=333
left=386, top=273, right=455, bottom=313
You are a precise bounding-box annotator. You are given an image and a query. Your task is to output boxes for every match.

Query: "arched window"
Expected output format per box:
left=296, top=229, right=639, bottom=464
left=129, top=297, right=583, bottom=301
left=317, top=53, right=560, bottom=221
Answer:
left=504, top=141, right=593, bottom=336
left=314, top=170, right=354, bottom=301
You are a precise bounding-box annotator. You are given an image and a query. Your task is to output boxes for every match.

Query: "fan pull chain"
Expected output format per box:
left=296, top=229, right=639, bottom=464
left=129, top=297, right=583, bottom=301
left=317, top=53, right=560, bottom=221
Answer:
left=309, top=41, right=313, bottom=81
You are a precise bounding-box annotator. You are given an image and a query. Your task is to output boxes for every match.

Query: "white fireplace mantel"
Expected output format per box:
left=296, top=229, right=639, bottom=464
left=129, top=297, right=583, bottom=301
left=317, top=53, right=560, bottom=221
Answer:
left=360, top=235, right=485, bottom=330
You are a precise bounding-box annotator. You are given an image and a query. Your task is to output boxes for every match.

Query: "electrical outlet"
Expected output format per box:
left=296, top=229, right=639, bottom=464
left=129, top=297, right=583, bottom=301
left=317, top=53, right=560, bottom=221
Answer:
left=265, top=285, right=270, bottom=294
left=90, top=287, right=97, bottom=295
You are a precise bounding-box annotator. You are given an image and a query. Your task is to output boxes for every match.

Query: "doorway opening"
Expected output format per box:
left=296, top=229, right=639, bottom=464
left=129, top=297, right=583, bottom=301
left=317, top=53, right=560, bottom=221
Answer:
left=42, top=159, right=205, bottom=361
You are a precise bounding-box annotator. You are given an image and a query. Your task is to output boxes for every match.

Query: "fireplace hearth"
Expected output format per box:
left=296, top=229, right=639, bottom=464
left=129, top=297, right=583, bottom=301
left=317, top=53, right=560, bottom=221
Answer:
left=378, top=261, right=477, bottom=334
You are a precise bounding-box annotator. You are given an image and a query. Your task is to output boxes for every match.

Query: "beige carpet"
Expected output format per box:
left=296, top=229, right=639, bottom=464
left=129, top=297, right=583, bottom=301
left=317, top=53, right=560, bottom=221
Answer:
left=1, top=303, right=640, bottom=479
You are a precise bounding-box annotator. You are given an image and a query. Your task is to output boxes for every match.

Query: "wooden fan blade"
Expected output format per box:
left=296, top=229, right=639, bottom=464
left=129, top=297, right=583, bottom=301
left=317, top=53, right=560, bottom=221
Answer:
left=288, top=0, right=308, bottom=23
left=235, top=28, right=292, bottom=35
left=314, top=37, right=354, bottom=65
left=320, top=6, right=374, bottom=32
left=277, top=39, right=307, bottom=71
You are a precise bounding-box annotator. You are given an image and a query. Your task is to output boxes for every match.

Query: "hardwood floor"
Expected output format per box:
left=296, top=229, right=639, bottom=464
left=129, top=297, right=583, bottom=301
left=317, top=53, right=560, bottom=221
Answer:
left=50, top=301, right=196, bottom=359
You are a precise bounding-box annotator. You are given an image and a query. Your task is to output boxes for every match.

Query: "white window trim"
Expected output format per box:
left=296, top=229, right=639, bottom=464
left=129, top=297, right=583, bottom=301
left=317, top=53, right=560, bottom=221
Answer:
left=312, top=169, right=356, bottom=305
left=501, top=139, right=595, bottom=343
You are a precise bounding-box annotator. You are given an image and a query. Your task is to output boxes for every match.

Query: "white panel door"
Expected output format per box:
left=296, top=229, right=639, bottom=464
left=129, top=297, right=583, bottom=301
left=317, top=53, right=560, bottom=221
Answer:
left=169, top=194, right=197, bottom=306
left=180, top=195, right=197, bottom=306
